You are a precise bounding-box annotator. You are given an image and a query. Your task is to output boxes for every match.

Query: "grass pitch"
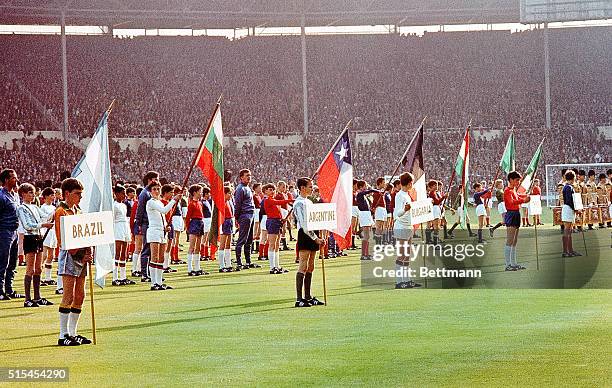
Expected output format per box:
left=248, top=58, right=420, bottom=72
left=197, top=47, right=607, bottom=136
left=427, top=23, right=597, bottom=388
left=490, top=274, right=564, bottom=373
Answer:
left=1, top=208, right=611, bottom=387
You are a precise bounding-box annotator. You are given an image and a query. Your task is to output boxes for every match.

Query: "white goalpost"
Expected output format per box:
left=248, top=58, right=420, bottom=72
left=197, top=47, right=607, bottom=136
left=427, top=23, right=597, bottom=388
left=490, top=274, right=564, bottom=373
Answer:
left=544, top=163, right=612, bottom=207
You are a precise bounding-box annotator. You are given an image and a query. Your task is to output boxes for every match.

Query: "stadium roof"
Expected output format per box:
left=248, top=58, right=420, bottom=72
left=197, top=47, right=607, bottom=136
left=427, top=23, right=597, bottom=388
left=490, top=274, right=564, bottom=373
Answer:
left=0, top=0, right=521, bottom=29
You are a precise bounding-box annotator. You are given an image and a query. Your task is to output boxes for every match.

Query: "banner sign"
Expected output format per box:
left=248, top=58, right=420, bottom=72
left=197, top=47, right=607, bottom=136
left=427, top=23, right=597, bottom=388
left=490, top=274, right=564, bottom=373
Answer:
left=410, top=199, right=435, bottom=225
left=305, top=202, right=337, bottom=231
left=60, top=211, right=115, bottom=250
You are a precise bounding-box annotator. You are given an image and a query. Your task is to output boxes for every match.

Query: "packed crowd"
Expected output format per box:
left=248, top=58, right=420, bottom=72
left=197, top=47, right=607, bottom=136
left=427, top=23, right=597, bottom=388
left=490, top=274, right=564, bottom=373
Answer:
left=1, top=27, right=610, bottom=137
left=3, top=125, right=609, bottom=187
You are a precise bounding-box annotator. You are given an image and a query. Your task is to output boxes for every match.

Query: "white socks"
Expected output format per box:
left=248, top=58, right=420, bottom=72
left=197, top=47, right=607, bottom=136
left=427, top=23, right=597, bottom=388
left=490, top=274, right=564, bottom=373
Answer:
left=44, top=265, right=52, bottom=281
left=119, top=261, right=127, bottom=280
left=218, top=250, right=225, bottom=269
left=194, top=254, right=201, bottom=272
left=113, top=261, right=119, bottom=281
left=59, top=311, right=69, bottom=339
left=56, top=274, right=63, bottom=290
left=224, top=249, right=231, bottom=269
left=187, top=253, right=193, bottom=272
left=269, top=251, right=276, bottom=270
left=132, top=252, right=140, bottom=272
left=163, top=252, right=170, bottom=269
left=68, top=309, right=81, bottom=337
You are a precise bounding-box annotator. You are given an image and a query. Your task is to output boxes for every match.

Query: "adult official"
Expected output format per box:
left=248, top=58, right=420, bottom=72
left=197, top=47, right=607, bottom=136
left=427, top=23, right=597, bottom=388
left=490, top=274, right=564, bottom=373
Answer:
left=0, top=169, right=24, bottom=300
left=292, top=177, right=325, bottom=307
left=234, top=169, right=260, bottom=270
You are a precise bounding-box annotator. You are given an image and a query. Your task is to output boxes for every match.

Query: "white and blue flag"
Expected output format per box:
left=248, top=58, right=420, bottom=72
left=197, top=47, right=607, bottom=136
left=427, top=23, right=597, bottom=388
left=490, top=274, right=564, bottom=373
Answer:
left=72, top=109, right=114, bottom=287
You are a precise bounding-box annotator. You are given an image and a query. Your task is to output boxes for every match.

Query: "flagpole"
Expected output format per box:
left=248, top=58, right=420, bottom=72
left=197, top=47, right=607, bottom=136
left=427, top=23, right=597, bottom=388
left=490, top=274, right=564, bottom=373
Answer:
left=87, top=261, right=97, bottom=345
left=370, top=116, right=427, bottom=211
left=312, top=119, right=353, bottom=180
left=440, top=121, right=471, bottom=211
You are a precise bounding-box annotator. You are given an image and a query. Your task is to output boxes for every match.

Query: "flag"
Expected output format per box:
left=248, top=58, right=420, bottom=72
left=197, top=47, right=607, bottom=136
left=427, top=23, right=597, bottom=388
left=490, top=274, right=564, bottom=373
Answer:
left=519, top=139, right=544, bottom=194
left=499, top=131, right=516, bottom=174
left=195, top=104, right=224, bottom=225
left=72, top=109, right=114, bottom=288
left=400, top=121, right=426, bottom=201
left=453, top=125, right=471, bottom=227
left=317, top=126, right=353, bottom=250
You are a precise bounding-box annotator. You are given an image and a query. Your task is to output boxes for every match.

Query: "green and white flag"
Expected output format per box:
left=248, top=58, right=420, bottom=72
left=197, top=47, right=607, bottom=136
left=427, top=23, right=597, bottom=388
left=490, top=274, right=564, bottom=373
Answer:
left=519, top=138, right=544, bottom=194
left=499, top=131, right=516, bottom=174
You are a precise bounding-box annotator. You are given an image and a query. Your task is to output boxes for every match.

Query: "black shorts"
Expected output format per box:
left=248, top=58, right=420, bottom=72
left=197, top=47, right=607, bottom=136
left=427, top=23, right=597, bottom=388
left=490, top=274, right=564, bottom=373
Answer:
left=296, top=228, right=319, bottom=252
left=23, top=234, right=43, bottom=255
left=504, top=210, right=521, bottom=228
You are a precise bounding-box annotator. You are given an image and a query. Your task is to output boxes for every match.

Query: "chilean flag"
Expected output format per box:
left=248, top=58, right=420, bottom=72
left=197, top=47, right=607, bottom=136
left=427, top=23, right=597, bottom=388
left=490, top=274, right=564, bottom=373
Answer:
left=317, top=127, right=353, bottom=250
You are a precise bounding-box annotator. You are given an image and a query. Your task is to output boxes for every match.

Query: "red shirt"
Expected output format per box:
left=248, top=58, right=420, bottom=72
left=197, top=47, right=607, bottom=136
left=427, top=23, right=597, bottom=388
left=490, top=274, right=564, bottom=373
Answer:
left=130, top=200, right=138, bottom=229
left=223, top=200, right=234, bottom=224
left=428, top=190, right=445, bottom=205
left=531, top=186, right=541, bottom=195
left=372, top=190, right=386, bottom=209
left=274, top=192, right=290, bottom=210
left=390, top=191, right=398, bottom=212
left=253, top=193, right=262, bottom=209
left=185, top=199, right=203, bottom=228
left=264, top=197, right=293, bottom=219
left=504, top=187, right=528, bottom=211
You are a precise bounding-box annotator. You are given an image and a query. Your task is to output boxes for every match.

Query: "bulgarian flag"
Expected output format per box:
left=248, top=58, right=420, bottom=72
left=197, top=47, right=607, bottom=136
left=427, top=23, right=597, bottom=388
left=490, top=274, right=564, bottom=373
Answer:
left=518, top=138, right=544, bottom=194
left=195, top=104, right=225, bottom=223
left=453, top=124, right=471, bottom=227
left=499, top=130, right=516, bottom=174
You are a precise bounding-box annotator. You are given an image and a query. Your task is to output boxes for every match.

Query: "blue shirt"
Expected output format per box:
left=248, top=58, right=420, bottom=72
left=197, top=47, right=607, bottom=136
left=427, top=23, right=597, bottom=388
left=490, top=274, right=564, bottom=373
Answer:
left=135, top=188, right=152, bottom=227
left=563, top=184, right=575, bottom=209
left=0, top=188, right=19, bottom=232
left=473, top=189, right=490, bottom=206
left=356, top=189, right=378, bottom=211
left=234, top=183, right=254, bottom=218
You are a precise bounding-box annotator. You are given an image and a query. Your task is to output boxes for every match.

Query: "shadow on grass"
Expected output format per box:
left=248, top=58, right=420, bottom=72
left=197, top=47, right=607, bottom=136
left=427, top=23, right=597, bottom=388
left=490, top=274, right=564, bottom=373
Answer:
left=0, top=344, right=58, bottom=354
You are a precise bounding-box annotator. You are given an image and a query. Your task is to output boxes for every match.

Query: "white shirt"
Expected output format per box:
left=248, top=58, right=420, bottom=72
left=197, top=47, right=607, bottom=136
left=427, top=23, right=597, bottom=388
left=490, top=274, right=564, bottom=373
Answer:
left=393, top=190, right=412, bottom=228
left=146, top=198, right=176, bottom=230
left=113, top=201, right=128, bottom=224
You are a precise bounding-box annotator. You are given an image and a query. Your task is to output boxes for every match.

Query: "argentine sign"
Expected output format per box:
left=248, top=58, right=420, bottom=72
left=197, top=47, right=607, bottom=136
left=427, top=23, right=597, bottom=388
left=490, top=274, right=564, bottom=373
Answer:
left=410, top=199, right=435, bottom=225
left=60, top=211, right=115, bottom=250
left=305, top=202, right=337, bottom=231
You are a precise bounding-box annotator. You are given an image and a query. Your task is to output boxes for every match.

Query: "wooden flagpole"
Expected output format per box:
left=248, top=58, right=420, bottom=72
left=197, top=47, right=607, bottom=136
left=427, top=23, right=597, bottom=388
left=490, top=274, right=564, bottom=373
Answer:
left=87, top=261, right=97, bottom=345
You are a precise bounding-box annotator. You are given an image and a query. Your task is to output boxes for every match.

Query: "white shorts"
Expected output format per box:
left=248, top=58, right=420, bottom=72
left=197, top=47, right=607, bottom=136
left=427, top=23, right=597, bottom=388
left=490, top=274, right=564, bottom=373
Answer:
left=352, top=206, right=359, bottom=218
left=432, top=205, right=442, bottom=219
left=254, top=209, right=260, bottom=223
left=146, top=227, right=167, bottom=244
left=172, top=215, right=185, bottom=232
left=476, top=204, right=487, bottom=217
left=114, top=222, right=132, bottom=242
left=497, top=202, right=506, bottom=215
left=359, top=211, right=374, bottom=227
left=374, top=207, right=387, bottom=222
left=456, top=207, right=464, bottom=220
left=202, top=217, right=212, bottom=233
left=43, top=227, right=57, bottom=248
left=487, top=199, right=494, bottom=209
left=261, top=215, right=268, bottom=231
left=561, top=205, right=575, bottom=223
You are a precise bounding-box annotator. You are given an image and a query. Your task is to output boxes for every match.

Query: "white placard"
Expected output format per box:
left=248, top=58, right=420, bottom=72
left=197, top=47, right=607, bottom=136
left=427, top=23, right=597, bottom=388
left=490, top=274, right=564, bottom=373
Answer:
left=305, top=202, right=337, bottom=231
left=60, top=211, right=115, bottom=250
left=572, top=193, right=584, bottom=211
left=529, top=195, right=542, bottom=215
left=410, top=199, right=435, bottom=225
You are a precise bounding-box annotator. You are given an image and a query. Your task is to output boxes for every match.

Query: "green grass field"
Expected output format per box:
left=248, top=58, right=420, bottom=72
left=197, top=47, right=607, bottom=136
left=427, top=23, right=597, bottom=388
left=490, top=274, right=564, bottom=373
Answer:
left=1, top=207, right=611, bottom=387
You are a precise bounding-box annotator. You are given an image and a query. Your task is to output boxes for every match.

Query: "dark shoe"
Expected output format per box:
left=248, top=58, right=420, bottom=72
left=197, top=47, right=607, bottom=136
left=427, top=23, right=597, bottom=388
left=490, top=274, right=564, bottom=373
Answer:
left=24, top=299, right=39, bottom=307
left=570, top=251, right=582, bottom=257
left=278, top=267, right=289, bottom=273
left=161, top=284, right=173, bottom=290
left=513, top=265, right=526, bottom=270
left=234, top=266, right=241, bottom=272
left=408, top=281, right=422, bottom=288
left=0, top=293, right=11, bottom=301
left=505, top=265, right=517, bottom=271
left=74, top=335, right=92, bottom=345
left=35, top=298, right=54, bottom=306
left=307, top=297, right=325, bottom=306
left=270, top=269, right=279, bottom=274
left=8, top=291, right=25, bottom=299
left=294, top=299, right=312, bottom=307
left=131, top=271, right=141, bottom=277
left=248, top=263, right=261, bottom=268
left=55, top=288, right=64, bottom=295
left=141, top=277, right=151, bottom=283
left=150, top=284, right=164, bottom=291
left=58, top=335, right=80, bottom=346
left=46, top=279, right=57, bottom=286
left=562, top=252, right=571, bottom=258
left=122, top=279, right=136, bottom=285
left=225, top=267, right=233, bottom=272
left=112, top=280, right=123, bottom=286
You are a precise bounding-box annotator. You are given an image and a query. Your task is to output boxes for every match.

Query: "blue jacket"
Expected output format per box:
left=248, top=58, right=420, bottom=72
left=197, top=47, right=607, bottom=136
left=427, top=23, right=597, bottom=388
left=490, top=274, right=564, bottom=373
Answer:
left=135, top=188, right=152, bottom=227
left=0, top=188, right=19, bottom=232
left=234, top=183, right=254, bottom=218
